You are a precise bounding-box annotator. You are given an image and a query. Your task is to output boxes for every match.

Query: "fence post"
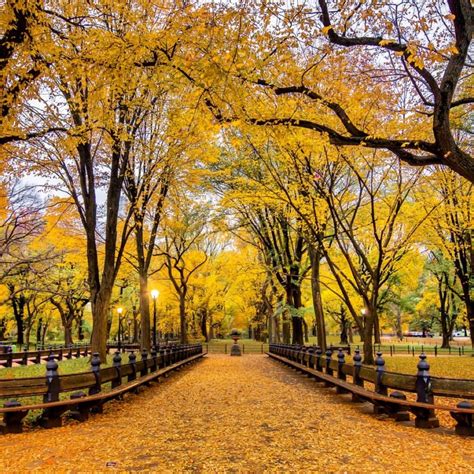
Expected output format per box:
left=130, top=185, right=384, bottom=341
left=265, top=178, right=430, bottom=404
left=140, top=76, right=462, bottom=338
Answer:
left=44, top=355, right=60, bottom=403
left=6, top=346, right=12, bottom=368
left=351, top=349, right=363, bottom=402
left=112, top=351, right=122, bottom=388
left=324, top=349, right=332, bottom=373
left=375, top=352, right=387, bottom=394
left=128, top=352, right=137, bottom=381
left=3, top=400, right=27, bottom=433
left=450, top=401, right=474, bottom=436
left=141, top=349, right=148, bottom=377
left=374, top=352, right=387, bottom=414
left=150, top=347, right=158, bottom=372
left=415, top=354, right=439, bottom=428
left=21, top=348, right=28, bottom=366
left=336, top=348, right=348, bottom=394
left=225, top=344, right=227, bottom=354
left=89, top=352, right=101, bottom=395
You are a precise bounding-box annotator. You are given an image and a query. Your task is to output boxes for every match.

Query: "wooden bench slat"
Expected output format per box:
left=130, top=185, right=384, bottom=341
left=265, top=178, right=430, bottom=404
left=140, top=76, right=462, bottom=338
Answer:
left=0, top=352, right=205, bottom=413
left=267, top=352, right=474, bottom=415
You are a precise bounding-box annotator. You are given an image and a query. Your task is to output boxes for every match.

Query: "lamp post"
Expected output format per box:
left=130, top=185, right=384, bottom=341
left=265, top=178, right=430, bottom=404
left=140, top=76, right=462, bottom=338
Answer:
left=117, top=307, right=123, bottom=352
left=151, top=289, right=159, bottom=348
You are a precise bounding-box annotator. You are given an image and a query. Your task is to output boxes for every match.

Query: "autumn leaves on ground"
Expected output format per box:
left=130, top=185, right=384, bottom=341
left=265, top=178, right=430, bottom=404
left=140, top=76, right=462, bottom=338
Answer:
left=1, top=355, right=473, bottom=473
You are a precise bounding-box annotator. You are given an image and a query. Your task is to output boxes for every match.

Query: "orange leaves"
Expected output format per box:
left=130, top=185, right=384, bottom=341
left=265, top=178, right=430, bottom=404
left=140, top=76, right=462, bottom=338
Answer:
left=2, top=355, right=474, bottom=471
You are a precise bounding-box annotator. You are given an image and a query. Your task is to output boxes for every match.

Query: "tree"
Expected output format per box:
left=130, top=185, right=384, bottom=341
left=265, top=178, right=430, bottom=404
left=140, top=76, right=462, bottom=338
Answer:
left=423, top=169, right=473, bottom=346
left=316, top=154, right=428, bottom=363
left=156, top=1, right=473, bottom=181
left=244, top=1, right=472, bottom=180
left=157, top=199, right=210, bottom=344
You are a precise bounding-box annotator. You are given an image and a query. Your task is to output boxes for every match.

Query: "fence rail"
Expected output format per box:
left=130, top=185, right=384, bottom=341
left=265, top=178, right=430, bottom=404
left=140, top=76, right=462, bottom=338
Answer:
left=268, top=343, right=474, bottom=437
left=0, top=343, right=205, bottom=433
left=206, top=343, right=268, bottom=354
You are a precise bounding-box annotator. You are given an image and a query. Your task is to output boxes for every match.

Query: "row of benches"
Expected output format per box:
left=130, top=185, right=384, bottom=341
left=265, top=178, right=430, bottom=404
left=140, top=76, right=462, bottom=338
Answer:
left=0, top=344, right=205, bottom=433
left=0, top=345, right=94, bottom=368
left=268, top=343, right=474, bottom=436
left=0, top=342, right=168, bottom=368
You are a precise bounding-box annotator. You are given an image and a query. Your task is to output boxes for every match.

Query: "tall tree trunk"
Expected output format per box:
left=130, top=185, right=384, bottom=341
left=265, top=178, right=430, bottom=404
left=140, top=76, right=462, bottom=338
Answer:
left=136, top=223, right=151, bottom=351
left=289, top=280, right=304, bottom=345
left=10, top=290, right=25, bottom=345
left=395, top=306, right=403, bottom=341
left=275, top=313, right=281, bottom=342
left=77, top=312, right=84, bottom=341
left=282, top=314, right=291, bottom=344
left=91, top=289, right=112, bottom=360
left=374, top=313, right=381, bottom=344
left=209, top=313, right=214, bottom=341
left=362, top=307, right=375, bottom=365
left=64, top=323, right=73, bottom=346
left=25, top=325, right=31, bottom=349
left=291, top=317, right=303, bottom=345
left=339, top=307, right=349, bottom=345
left=302, top=319, right=309, bottom=343
left=467, top=300, right=474, bottom=348
left=268, top=313, right=273, bottom=343
left=15, top=313, right=24, bottom=345
left=179, top=294, right=187, bottom=344
left=438, top=279, right=450, bottom=349
left=200, top=309, right=208, bottom=341
left=0, top=319, right=5, bottom=340
left=41, top=322, right=48, bottom=346
left=309, top=245, right=327, bottom=350
left=348, top=324, right=354, bottom=344
left=36, top=318, right=42, bottom=346
left=441, top=318, right=450, bottom=349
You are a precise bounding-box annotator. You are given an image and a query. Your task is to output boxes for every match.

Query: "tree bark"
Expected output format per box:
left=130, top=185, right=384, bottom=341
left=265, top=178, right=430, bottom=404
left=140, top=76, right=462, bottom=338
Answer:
left=309, top=245, right=327, bottom=350
left=200, top=310, right=208, bottom=342
left=362, top=307, right=375, bottom=365
left=136, top=223, right=151, bottom=350
left=11, top=290, right=25, bottom=345
left=179, top=294, right=187, bottom=344
left=282, top=315, right=291, bottom=344
left=64, top=323, right=73, bottom=346
left=90, top=289, right=112, bottom=360
left=374, top=313, right=381, bottom=344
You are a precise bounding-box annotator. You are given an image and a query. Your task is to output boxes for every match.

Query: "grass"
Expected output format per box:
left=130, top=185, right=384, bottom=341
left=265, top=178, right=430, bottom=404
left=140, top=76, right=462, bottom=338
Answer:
left=0, top=355, right=115, bottom=379
left=383, top=356, right=474, bottom=379
left=0, top=355, right=114, bottom=425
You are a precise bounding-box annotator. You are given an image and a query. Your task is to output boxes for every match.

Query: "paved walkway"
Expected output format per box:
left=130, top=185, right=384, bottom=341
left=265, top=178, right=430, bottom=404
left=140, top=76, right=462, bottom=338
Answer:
left=1, top=355, right=473, bottom=472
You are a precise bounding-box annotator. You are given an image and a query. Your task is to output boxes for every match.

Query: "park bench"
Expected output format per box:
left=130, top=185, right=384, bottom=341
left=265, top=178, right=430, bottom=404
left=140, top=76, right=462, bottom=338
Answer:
left=0, top=343, right=205, bottom=434
left=0, top=345, right=94, bottom=368
left=267, top=343, right=474, bottom=436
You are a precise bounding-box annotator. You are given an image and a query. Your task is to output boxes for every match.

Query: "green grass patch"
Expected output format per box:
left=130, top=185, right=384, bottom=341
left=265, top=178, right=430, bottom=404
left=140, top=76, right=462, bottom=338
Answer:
left=384, top=356, right=474, bottom=379
left=0, top=355, right=114, bottom=379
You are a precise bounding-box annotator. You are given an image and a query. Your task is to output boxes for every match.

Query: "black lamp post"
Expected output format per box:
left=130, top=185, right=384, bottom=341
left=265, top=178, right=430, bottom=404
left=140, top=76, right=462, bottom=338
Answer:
left=151, top=289, right=159, bottom=348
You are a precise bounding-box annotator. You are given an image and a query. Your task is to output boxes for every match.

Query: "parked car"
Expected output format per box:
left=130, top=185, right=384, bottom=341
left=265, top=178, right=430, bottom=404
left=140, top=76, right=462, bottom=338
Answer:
left=404, top=331, right=434, bottom=338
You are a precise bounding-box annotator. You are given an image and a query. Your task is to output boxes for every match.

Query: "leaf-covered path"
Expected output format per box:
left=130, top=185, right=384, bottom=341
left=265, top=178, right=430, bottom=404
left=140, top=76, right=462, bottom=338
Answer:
left=1, top=355, right=473, bottom=472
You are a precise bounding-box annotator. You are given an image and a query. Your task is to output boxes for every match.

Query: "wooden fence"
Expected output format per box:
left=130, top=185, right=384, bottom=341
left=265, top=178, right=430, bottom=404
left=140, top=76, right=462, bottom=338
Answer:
left=0, top=343, right=205, bottom=433
left=268, top=343, right=474, bottom=437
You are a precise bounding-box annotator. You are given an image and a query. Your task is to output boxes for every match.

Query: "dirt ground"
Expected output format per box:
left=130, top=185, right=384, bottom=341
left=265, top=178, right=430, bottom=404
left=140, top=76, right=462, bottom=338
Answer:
left=1, top=354, right=473, bottom=472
